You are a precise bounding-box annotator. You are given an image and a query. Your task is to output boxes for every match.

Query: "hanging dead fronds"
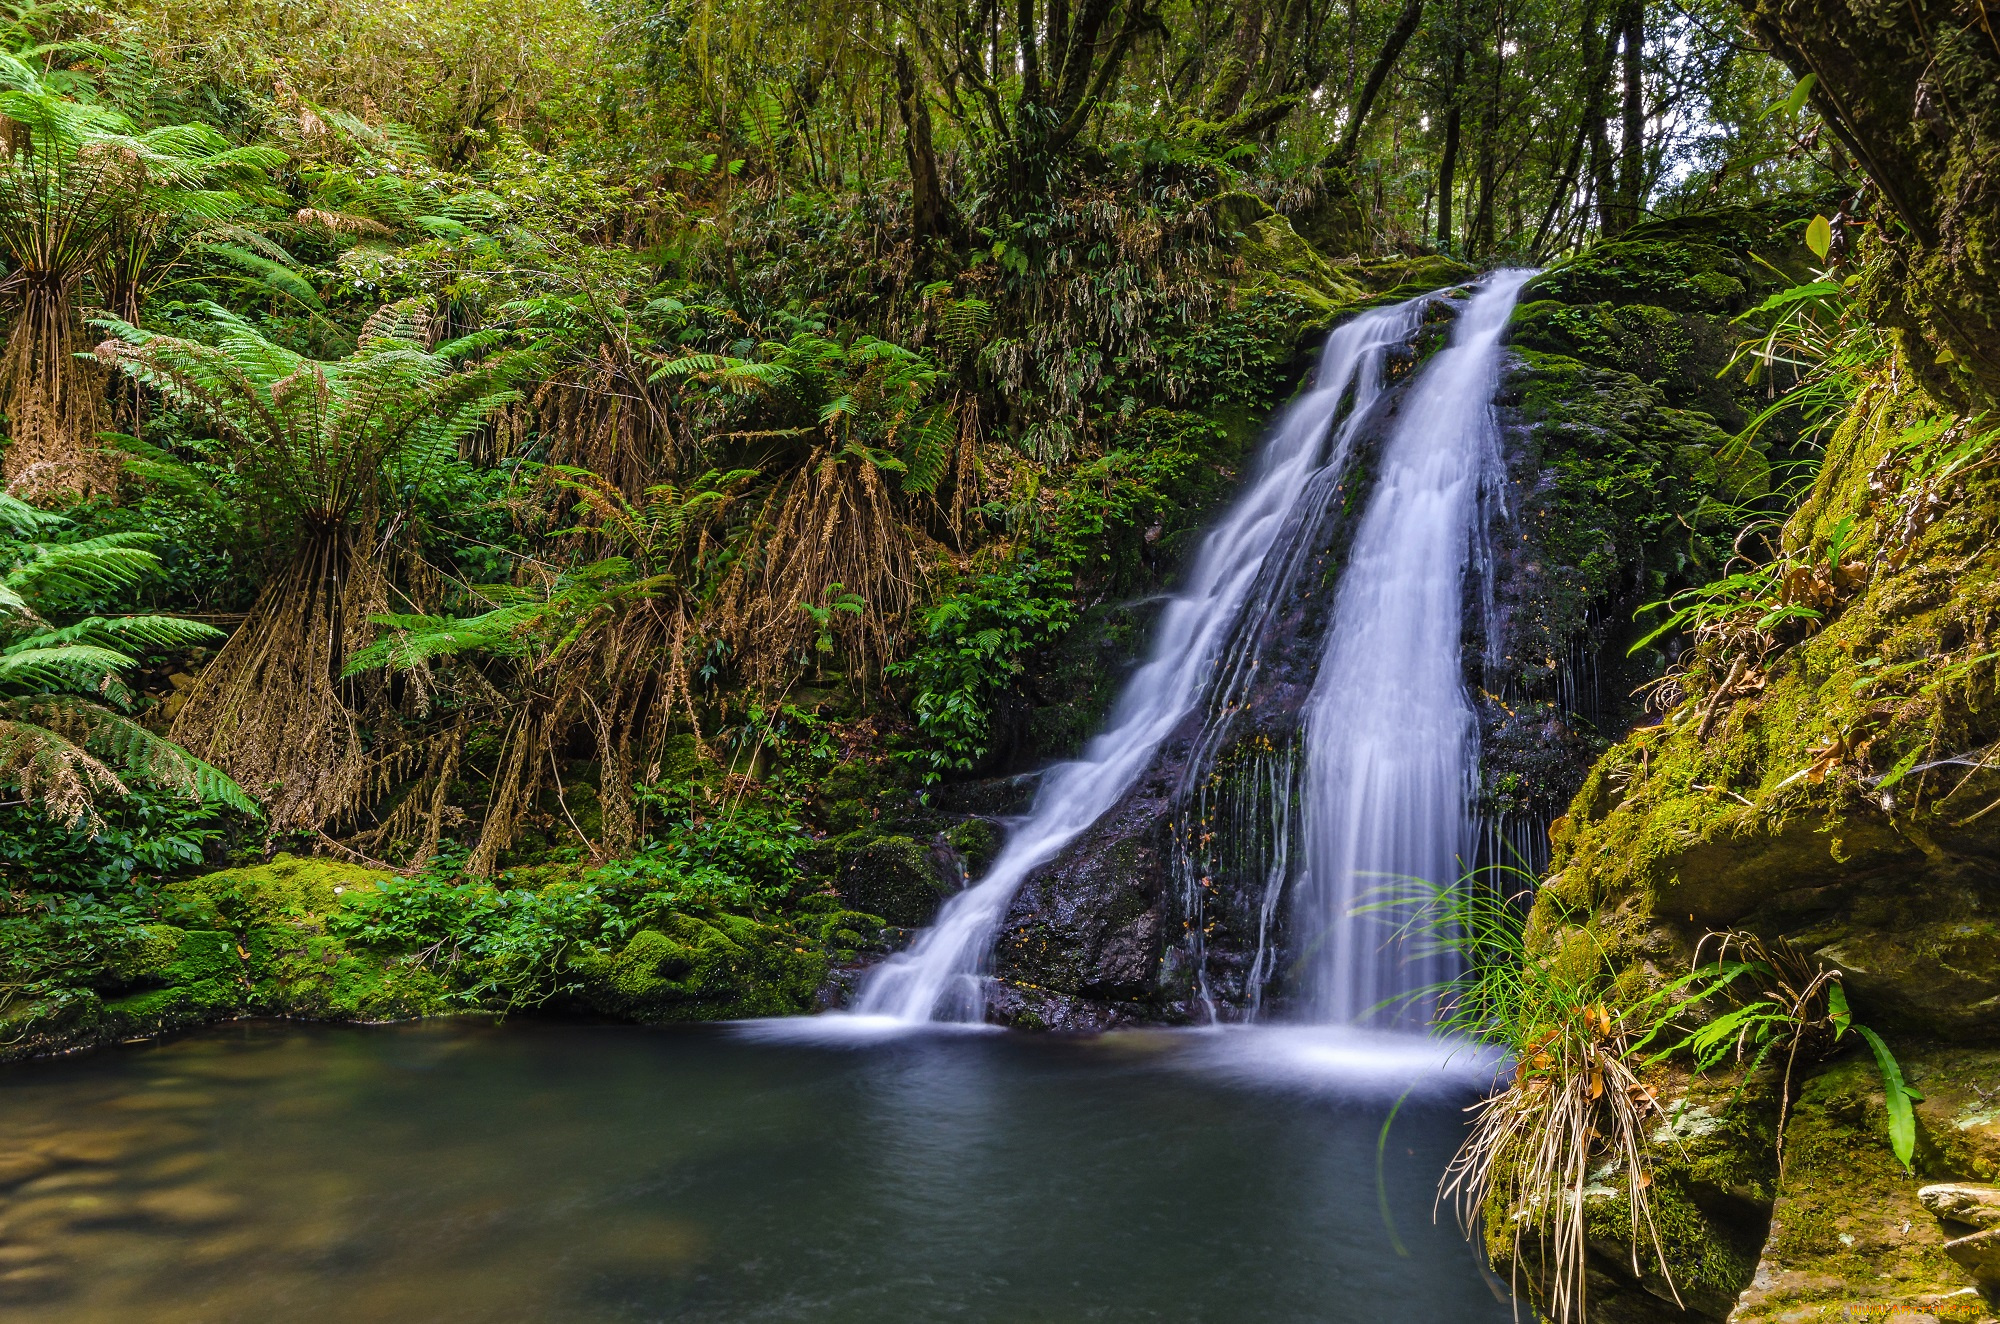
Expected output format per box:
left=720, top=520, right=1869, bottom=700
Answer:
left=1443, top=997, right=1674, bottom=1324
left=95, top=300, right=531, bottom=831
left=0, top=54, right=281, bottom=499
left=515, top=343, right=683, bottom=496
left=713, top=446, right=914, bottom=692
left=348, top=465, right=752, bottom=868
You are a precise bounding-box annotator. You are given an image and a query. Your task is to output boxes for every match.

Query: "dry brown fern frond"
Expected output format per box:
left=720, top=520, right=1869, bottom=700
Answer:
left=0, top=712, right=128, bottom=827
left=517, top=348, right=681, bottom=499
left=169, top=526, right=387, bottom=831
left=713, top=447, right=915, bottom=693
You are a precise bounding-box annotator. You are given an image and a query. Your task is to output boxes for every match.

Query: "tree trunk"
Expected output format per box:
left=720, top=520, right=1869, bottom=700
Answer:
left=1329, top=0, right=1425, bottom=167
left=895, top=44, right=955, bottom=250
left=1436, top=45, right=1466, bottom=252
left=1530, top=0, right=1612, bottom=258
left=1732, top=0, right=2000, bottom=408
left=1609, top=0, right=1644, bottom=234
left=1473, top=35, right=1500, bottom=254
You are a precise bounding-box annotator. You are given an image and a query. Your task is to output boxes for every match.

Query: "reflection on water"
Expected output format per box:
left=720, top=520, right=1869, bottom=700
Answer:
left=0, top=1020, right=1510, bottom=1322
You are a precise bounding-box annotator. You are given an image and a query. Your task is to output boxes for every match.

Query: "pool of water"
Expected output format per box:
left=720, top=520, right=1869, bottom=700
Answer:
left=0, top=1019, right=1512, bottom=1322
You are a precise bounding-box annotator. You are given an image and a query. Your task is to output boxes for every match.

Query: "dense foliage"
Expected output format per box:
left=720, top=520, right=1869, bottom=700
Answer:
left=0, top=0, right=1851, bottom=1051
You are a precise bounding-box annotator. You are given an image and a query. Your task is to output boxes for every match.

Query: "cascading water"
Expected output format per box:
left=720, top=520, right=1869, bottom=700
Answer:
left=852, top=293, right=1435, bottom=1024
left=1293, top=268, right=1537, bottom=1026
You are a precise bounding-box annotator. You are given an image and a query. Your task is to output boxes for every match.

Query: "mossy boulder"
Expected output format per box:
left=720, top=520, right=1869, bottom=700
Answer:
left=0, top=854, right=457, bottom=1062
left=826, top=831, right=951, bottom=927
left=792, top=893, right=888, bottom=959
left=1732, top=1049, right=2000, bottom=1322
left=1210, top=192, right=1369, bottom=312
left=160, top=855, right=453, bottom=1022
left=568, top=910, right=826, bottom=1021
left=1522, top=206, right=1812, bottom=317
left=1342, top=252, right=1478, bottom=300
left=1500, top=355, right=2000, bottom=1318
left=1535, top=367, right=2000, bottom=1041
left=161, top=853, right=390, bottom=927
left=1237, top=214, right=1369, bottom=313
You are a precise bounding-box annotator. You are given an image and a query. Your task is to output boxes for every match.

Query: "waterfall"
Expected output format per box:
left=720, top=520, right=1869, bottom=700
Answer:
left=1293, top=269, right=1536, bottom=1027
left=853, top=293, right=1436, bottom=1025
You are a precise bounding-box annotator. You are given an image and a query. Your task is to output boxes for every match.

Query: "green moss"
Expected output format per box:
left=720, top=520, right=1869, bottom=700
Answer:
left=161, top=853, right=392, bottom=928
left=1523, top=204, right=1810, bottom=316
left=1235, top=213, right=1369, bottom=312
left=829, top=832, right=947, bottom=927
left=569, top=910, right=826, bottom=1020
left=1731, top=1052, right=1983, bottom=1322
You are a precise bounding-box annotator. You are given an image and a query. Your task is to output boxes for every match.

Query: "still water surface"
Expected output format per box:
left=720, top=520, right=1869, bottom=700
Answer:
left=0, top=1020, right=1511, bottom=1322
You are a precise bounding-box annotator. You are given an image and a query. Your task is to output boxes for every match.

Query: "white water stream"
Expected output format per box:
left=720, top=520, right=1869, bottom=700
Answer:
left=852, top=270, right=1534, bottom=1027
left=851, top=295, right=1432, bottom=1024
left=1293, top=268, right=1535, bottom=1025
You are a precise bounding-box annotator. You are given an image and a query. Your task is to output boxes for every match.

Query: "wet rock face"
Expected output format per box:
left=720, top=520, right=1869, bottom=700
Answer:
left=982, top=374, right=1399, bottom=1024
left=977, top=237, right=1780, bottom=1027
left=1477, top=202, right=1816, bottom=861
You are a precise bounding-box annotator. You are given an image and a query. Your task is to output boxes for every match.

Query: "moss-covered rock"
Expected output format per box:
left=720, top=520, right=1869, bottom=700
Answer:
left=1732, top=1050, right=2000, bottom=1323
left=1210, top=190, right=1370, bottom=313
left=1495, top=349, right=2000, bottom=1318
left=826, top=832, right=951, bottom=927
left=0, top=854, right=458, bottom=1062
left=568, top=910, right=827, bottom=1020
left=1343, top=252, right=1478, bottom=298
left=1485, top=1070, right=1782, bottom=1323
left=1522, top=206, right=1812, bottom=318
left=1237, top=214, right=1370, bottom=313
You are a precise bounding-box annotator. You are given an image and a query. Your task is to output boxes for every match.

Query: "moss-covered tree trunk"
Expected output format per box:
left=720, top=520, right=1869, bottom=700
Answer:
left=1738, top=0, right=2000, bottom=410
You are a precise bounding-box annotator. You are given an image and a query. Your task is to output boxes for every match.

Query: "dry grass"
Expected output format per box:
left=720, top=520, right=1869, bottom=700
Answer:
left=1443, top=997, right=1673, bottom=1323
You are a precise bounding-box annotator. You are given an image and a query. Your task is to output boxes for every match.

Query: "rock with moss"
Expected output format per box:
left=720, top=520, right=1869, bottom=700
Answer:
left=1731, top=1049, right=2000, bottom=1323
left=1522, top=206, right=1814, bottom=320
left=566, top=909, right=827, bottom=1021
left=1484, top=1069, right=1782, bottom=1323
left=1473, top=205, right=1807, bottom=846
left=1539, top=367, right=2000, bottom=1041
left=0, top=854, right=457, bottom=1062
left=1209, top=191, right=1370, bottom=314
left=820, top=831, right=953, bottom=927
left=1501, top=353, right=2000, bottom=1319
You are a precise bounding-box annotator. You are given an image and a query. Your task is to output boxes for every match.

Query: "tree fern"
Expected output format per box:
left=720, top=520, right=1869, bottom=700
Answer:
left=0, top=50, right=282, bottom=497
left=0, top=510, right=251, bottom=823
left=94, top=299, right=532, bottom=831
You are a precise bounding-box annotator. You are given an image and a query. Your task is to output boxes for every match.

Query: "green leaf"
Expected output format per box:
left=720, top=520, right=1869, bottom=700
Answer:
left=1854, top=1025, right=1917, bottom=1171
left=1762, top=71, right=1817, bottom=120
left=1874, top=745, right=1924, bottom=791
left=1827, top=981, right=1850, bottom=1040
left=1805, top=215, right=1833, bottom=262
